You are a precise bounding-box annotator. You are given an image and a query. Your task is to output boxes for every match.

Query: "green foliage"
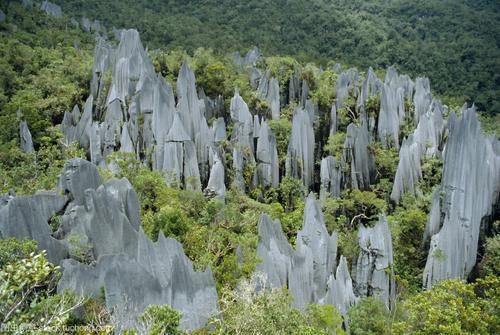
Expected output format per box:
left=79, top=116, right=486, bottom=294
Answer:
left=0, top=238, right=37, bottom=268
left=369, top=142, right=399, bottom=182
left=269, top=118, right=292, bottom=166
left=348, top=297, right=391, bottom=335
left=392, top=278, right=497, bottom=335
left=479, top=234, right=500, bottom=277
left=53, top=0, right=500, bottom=114
left=325, top=132, right=346, bottom=160
left=322, top=189, right=386, bottom=264
left=305, top=304, right=345, bottom=335
left=278, top=176, right=304, bottom=212
left=138, top=304, right=182, bottom=335
left=389, top=198, right=428, bottom=292
left=0, top=250, right=85, bottom=328
left=0, top=126, right=86, bottom=194
left=213, top=277, right=344, bottom=335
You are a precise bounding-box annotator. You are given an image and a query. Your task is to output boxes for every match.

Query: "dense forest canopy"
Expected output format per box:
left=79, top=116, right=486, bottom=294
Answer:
left=39, top=0, right=500, bottom=115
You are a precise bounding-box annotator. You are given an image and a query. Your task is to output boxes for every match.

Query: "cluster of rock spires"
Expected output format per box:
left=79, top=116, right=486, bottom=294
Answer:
left=423, top=107, right=500, bottom=288
left=0, top=159, right=218, bottom=330
left=256, top=194, right=394, bottom=324
left=9, top=23, right=500, bottom=329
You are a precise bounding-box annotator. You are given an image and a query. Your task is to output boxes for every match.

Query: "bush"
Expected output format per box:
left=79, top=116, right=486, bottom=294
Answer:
left=0, top=237, right=37, bottom=268
left=479, top=234, right=500, bottom=276
left=348, top=297, right=391, bottom=335
left=137, top=304, right=182, bottom=335
left=392, top=279, right=493, bottom=335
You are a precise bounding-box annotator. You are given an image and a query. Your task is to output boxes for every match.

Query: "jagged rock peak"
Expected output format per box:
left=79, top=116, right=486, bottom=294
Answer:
left=0, top=157, right=218, bottom=330
left=390, top=135, right=422, bottom=203
left=354, top=216, right=395, bottom=309
left=255, top=120, right=279, bottom=188
left=40, top=1, right=62, bottom=17
left=286, top=108, right=315, bottom=188
left=19, top=121, right=34, bottom=153
left=423, top=106, right=500, bottom=288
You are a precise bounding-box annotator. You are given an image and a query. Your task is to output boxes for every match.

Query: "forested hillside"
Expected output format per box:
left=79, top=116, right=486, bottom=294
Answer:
left=37, top=0, right=500, bottom=115
left=0, top=1, right=499, bottom=334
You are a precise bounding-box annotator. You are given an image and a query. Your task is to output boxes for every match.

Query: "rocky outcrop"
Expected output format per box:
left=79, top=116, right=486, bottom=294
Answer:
left=256, top=195, right=355, bottom=315
left=390, top=135, right=422, bottom=203
left=423, top=107, right=500, bottom=288
left=354, top=216, right=395, bottom=309
left=205, top=151, right=226, bottom=198
left=286, top=108, right=315, bottom=188
left=254, top=120, right=279, bottom=188
left=342, top=122, right=374, bottom=190
left=40, top=1, right=62, bottom=17
left=320, top=156, right=341, bottom=199
left=0, top=157, right=219, bottom=330
left=0, top=192, right=68, bottom=263
left=19, top=121, right=34, bottom=153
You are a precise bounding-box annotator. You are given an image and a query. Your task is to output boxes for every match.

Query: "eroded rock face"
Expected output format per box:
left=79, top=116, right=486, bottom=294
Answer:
left=390, top=135, right=422, bottom=203
left=205, top=151, right=226, bottom=198
left=40, top=1, right=62, bottom=17
left=286, top=108, right=315, bottom=188
left=0, top=157, right=219, bottom=330
left=354, top=216, right=395, bottom=309
left=423, top=107, right=500, bottom=288
left=256, top=195, right=354, bottom=314
left=0, top=193, right=68, bottom=263
left=254, top=120, right=279, bottom=188
left=320, top=156, right=341, bottom=199
left=342, top=122, right=374, bottom=190
left=19, top=121, right=34, bottom=153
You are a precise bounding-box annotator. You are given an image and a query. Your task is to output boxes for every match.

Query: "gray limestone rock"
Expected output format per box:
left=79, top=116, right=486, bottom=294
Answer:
left=256, top=195, right=339, bottom=309
left=230, top=90, right=252, bottom=124
left=289, top=74, right=300, bottom=103
left=152, top=75, right=176, bottom=170
left=205, top=151, right=225, bottom=199
left=163, top=114, right=201, bottom=191
left=413, top=77, right=432, bottom=125
left=61, top=104, right=81, bottom=144
left=413, top=99, right=445, bottom=158
left=213, top=117, right=227, bottom=143
left=286, top=108, right=315, bottom=188
left=354, top=216, right=395, bottom=309
left=255, top=120, right=279, bottom=188
left=342, top=122, right=374, bottom=190
left=75, top=95, right=93, bottom=150
left=423, top=107, right=500, bottom=288
left=323, top=256, right=357, bottom=322
left=19, top=121, right=34, bottom=153
left=89, top=122, right=102, bottom=166
left=0, top=193, right=68, bottom=263
left=330, top=104, right=337, bottom=135
left=59, top=158, right=103, bottom=206
left=357, top=67, right=380, bottom=110
left=176, top=61, right=203, bottom=142
left=378, top=82, right=402, bottom=148
left=51, top=159, right=219, bottom=330
left=120, top=123, right=134, bottom=153
left=320, top=156, right=341, bottom=199
left=390, top=135, right=422, bottom=203
left=81, top=17, right=91, bottom=32
left=268, top=77, right=280, bottom=120
left=40, top=1, right=62, bottom=17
